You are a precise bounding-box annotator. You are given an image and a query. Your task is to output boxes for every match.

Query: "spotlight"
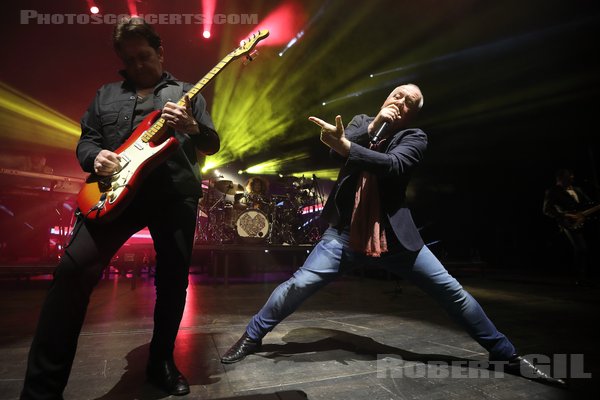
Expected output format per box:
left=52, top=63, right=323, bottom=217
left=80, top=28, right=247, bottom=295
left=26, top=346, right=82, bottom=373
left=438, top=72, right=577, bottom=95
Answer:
left=278, top=32, right=303, bottom=57
left=202, top=0, right=216, bottom=46
left=127, top=0, right=138, bottom=17
left=90, top=6, right=99, bottom=14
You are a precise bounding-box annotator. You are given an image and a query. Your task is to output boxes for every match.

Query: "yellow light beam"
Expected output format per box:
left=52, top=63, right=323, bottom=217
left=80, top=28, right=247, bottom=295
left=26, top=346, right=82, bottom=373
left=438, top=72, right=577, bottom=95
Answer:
left=291, top=168, right=340, bottom=181
left=243, top=152, right=310, bottom=175
left=0, top=82, right=80, bottom=150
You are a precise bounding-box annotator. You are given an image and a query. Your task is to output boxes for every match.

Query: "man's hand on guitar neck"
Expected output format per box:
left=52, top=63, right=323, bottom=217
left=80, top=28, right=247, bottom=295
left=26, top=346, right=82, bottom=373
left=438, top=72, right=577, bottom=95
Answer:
left=162, top=95, right=200, bottom=135
left=94, top=150, right=122, bottom=176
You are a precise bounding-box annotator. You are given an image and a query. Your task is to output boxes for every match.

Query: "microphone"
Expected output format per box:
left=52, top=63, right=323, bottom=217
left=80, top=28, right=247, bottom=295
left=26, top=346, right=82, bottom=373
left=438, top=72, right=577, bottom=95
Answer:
left=370, top=122, right=387, bottom=145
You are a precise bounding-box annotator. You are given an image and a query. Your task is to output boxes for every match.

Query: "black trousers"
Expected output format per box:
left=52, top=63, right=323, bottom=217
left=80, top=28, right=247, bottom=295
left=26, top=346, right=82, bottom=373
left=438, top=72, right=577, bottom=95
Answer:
left=21, top=186, right=199, bottom=400
left=563, top=228, right=591, bottom=281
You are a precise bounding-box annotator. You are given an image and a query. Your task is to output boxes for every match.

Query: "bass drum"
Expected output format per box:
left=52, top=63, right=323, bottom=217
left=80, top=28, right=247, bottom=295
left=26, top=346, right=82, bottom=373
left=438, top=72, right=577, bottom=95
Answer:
left=235, top=209, right=270, bottom=242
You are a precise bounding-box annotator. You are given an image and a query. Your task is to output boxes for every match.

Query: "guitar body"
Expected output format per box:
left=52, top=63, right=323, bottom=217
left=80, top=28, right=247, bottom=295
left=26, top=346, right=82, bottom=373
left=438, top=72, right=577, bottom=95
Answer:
left=76, top=110, right=179, bottom=222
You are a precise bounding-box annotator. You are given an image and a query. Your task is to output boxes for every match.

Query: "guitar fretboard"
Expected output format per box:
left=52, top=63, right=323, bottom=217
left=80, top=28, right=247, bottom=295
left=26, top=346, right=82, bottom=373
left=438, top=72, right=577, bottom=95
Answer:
left=140, top=54, right=235, bottom=144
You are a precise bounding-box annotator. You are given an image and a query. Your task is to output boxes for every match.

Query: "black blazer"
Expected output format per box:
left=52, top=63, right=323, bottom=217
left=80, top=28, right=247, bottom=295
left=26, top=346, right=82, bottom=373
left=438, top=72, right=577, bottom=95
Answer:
left=320, top=114, right=427, bottom=252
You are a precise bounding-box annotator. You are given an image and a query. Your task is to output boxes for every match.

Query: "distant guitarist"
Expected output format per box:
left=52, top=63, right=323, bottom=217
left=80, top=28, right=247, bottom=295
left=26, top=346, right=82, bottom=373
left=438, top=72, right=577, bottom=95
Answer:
left=543, top=168, right=596, bottom=285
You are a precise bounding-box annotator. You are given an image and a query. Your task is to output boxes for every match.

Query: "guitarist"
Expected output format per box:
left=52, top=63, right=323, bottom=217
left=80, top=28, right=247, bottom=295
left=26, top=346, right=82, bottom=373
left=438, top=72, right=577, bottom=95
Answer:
left=543, top=168, right=596, bottom=286
left=21, top=18, right=219, bottom=398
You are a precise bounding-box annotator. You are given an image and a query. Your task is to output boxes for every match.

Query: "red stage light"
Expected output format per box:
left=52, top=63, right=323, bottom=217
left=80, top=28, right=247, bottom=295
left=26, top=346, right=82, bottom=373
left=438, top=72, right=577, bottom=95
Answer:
left=241, top=0, right=306, bottom=46
left=127, top=0, right=139, bottom=17
left=90, top=6, right=99, bottom=14
left=202, top=0, right=216, bottom=42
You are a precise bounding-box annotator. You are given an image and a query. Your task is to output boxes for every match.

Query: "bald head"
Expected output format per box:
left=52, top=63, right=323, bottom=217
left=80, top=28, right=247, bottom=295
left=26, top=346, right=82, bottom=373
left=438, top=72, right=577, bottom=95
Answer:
left=380, top=84, right=423, bottom=127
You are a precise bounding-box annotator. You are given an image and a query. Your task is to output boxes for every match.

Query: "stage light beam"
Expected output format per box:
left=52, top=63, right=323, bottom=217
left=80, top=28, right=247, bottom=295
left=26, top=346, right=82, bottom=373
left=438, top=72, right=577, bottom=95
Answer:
left=202, top=0, right=216, bottom=40
left=207, top=1, right=401, bottom=175
left=277, top=0, right=330, bottom=57
left=127, top=0, right=139, bottom=17
left=240, top=1, right=307, bottom=46
left=0, top=82, right=80, bottom=150
left=291, top=169, right=340, bottom=181
left=243, top=153, right=310, bottom=176
left=86, top=1, right=100, bottom=15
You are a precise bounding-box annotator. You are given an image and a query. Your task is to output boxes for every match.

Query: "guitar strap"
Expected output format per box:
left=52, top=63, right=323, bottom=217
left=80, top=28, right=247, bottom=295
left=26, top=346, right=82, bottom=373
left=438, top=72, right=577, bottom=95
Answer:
left=158, top=83, right=184, bottom=108
left=158, top=82, right=208, bottom=167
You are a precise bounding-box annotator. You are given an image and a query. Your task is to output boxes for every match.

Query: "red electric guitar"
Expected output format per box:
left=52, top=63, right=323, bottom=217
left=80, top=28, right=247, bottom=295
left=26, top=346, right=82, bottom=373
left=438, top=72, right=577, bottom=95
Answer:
left=77, top=30, right=269, bottom=222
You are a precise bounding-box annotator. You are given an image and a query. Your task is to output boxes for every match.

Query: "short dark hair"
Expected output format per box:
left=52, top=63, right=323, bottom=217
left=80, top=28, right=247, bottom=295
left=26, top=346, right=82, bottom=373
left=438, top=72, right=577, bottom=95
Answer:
left=555, top=168, right=573, bottom=180
left=113, top=17, right=162, bottom=51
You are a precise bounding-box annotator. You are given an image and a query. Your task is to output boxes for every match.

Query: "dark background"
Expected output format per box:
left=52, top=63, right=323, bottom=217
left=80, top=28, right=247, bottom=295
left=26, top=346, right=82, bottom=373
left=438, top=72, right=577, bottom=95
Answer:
left=1, top=0, right=599, bottom=269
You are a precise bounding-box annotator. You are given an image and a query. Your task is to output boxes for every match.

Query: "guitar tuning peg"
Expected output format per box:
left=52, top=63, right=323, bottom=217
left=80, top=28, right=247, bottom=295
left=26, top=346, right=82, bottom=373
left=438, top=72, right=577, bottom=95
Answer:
left=243, top=50, right=259, bottom=65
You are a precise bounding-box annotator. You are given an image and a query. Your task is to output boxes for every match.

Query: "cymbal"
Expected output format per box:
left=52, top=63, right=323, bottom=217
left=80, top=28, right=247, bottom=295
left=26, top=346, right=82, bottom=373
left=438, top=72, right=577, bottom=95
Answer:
left=292, top=179, right=312, bottom=189
left=213, top=180, right=233, bottom=194
left=230, top=183, right=245, bottom=195
left=214, top=180, right=244, bottom=195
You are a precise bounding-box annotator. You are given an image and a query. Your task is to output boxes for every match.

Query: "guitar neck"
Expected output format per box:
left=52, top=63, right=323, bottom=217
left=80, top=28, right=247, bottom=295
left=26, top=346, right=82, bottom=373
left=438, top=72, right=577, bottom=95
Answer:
left=176, top=54, right=235, bottom=107
left=138, top=29, right=269, bottom=143
left=141, top=53, right=235, bottom=143
left=582, top=204, right=600, bottom=217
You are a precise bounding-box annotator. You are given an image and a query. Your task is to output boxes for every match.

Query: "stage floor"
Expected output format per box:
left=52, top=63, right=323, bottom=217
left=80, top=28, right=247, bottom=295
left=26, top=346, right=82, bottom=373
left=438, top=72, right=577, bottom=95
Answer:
left=0, top=267, right=597, bottom=399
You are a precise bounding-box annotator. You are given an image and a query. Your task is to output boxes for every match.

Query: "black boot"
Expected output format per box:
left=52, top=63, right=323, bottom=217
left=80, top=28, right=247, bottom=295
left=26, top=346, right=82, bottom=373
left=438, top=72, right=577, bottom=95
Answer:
left=501, top=355, right=567, bottom=388
left=146, top=358, right=190, bottom=396
left=221, top=332, right=262, bottom=364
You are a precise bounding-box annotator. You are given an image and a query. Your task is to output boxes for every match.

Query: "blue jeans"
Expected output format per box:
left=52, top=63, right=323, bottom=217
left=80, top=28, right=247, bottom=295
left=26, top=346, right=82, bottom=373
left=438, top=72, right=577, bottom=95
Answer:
left=246, top=227, right=516, bottom=360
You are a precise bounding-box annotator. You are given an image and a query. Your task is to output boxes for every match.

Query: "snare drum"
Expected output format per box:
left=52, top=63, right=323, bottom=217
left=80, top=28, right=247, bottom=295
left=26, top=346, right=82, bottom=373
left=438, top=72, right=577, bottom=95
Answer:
left=235, top=209, right=270, bottom=241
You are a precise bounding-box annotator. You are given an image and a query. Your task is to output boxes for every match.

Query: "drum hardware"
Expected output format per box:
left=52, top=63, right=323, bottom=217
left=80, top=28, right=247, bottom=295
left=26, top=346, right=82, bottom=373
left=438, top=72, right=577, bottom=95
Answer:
left=213, top=179, right=244, bottom=198
left=196, top=175, right=326, bottom=245
left=196, top=179, right=243, bottom=244
left=213, top=179, right=232, bottom=193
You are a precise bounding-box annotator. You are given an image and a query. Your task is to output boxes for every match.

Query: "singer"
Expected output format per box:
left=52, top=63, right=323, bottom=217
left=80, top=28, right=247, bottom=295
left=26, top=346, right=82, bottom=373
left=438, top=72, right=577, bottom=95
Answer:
left=219, top=84, right=564, bottom=387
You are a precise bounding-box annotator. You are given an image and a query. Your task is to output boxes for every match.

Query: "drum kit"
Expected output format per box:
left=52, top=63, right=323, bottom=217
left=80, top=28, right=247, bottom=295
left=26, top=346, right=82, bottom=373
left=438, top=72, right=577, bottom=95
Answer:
left=196, top=176, right=324, bottom=245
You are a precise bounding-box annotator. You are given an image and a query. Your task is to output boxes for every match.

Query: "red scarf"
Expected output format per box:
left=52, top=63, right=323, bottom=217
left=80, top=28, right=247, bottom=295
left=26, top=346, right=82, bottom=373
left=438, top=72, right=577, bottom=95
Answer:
left=349, top=139, right=388, bottom=257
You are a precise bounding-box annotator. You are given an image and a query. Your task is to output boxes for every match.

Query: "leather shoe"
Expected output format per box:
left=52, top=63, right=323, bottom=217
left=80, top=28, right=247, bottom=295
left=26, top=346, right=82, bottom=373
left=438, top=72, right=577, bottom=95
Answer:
left=146, top=358, right=190, bottom=396
left=221, top=332, right=262, bottom=364
left=502, top=355, right=567, bottom=388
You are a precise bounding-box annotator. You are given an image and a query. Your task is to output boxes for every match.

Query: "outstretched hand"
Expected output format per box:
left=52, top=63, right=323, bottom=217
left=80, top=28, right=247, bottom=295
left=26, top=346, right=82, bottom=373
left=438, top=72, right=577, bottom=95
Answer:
left=308, top=115, right=351, bottom=157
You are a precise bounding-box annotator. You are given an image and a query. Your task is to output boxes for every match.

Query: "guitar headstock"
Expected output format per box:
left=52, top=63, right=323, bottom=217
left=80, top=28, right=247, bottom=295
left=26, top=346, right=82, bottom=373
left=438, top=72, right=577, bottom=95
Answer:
left=230, top=30, right=270, bottom=59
